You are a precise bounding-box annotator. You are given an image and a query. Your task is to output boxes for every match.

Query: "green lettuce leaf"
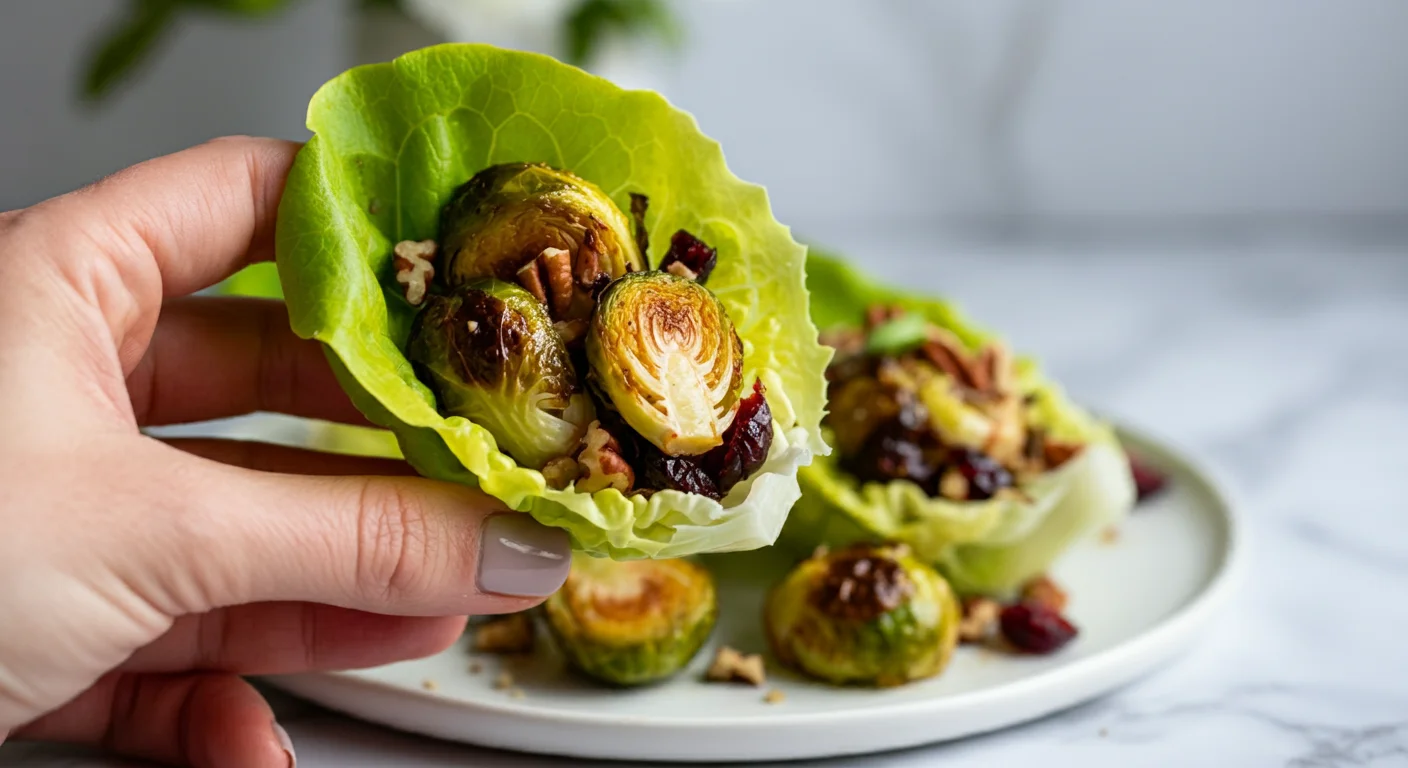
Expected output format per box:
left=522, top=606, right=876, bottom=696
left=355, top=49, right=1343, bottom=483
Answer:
left=785, top=252, right=1133, bottom=595
left=274, top=44, right=830, bottom=559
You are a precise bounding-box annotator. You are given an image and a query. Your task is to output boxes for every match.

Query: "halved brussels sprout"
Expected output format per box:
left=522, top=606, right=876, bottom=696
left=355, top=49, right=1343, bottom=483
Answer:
left=439, top=162, right=646, bottom=297
left=543, top=555, right=717, bottom=686
left=764, top=543, right=959, bottom=687
left=587, top=271, right=744, bottom=456
left=406, top=278, right=593, bottom=468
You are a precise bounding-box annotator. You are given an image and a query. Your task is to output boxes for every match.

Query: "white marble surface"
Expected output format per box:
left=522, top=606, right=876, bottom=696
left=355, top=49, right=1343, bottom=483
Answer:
left=4, top=235, right=1407, bottom=766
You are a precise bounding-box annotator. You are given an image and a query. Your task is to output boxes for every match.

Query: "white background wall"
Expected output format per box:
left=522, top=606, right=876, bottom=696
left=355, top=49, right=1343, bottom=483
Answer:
left=3, top=0, right=1408, bottom=241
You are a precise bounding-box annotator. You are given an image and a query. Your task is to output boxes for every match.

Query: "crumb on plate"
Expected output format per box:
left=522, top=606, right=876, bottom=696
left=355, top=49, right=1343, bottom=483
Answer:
left=705, top=645, right=766, bottom=686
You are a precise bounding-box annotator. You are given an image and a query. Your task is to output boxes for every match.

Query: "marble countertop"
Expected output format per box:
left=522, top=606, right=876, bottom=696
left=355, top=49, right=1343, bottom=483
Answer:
left=5, top=236, right=1406, bottom=767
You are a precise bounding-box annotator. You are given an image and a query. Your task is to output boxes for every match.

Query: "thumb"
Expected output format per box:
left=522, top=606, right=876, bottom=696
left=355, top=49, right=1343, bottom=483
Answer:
left=131, top=443, right=572, bottom=617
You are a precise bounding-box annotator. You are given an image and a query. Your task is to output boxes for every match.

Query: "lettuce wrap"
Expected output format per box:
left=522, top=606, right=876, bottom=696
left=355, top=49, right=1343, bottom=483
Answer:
left=786, top=253, right=1133, bottom=595
left=273, top=44, right=830, bottom=560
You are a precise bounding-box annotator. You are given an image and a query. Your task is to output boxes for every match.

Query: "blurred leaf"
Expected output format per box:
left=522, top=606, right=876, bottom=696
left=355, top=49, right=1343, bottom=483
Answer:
left=82, top=0, right=178, bottom=102
left=564, top=0, right=681, bottom=67
left=180, top=0, right=292, bottom=13
left=82, top=0, right=296, bottom=104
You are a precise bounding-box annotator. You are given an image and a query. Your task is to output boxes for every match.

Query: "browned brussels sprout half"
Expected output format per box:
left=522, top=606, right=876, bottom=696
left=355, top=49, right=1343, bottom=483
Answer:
left=406, top=278, right=594, bottom=469
left=543, top=556, right=717, bottom=686
left=765, top=543, right=960, bottom=687
left=587, top=271, right=744, bottom=456
left=439, top=163, right=646, bottom=325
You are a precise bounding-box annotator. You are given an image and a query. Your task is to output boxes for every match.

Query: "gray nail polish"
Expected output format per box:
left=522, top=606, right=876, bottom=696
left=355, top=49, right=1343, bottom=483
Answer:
left=272, top=721, right=296, bottom=766
left=479, top=514, right=571, bottom=597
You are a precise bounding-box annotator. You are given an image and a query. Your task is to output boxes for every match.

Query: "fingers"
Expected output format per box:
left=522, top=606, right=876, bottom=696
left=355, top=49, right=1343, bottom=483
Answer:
left=53, top=136, right=298, bottom=298
left=128, top=296, right=369, bottom=426
left=122, top=604, right=466, bottom=674
left=222, top=466, right=571, bottom=615
left=11, top=672, right=292, bottom=768
left=3, top=137, right=299, bottom=374
left=167, top=438, right=413, bottom=476
left=127, top=442, right=571, bottom=619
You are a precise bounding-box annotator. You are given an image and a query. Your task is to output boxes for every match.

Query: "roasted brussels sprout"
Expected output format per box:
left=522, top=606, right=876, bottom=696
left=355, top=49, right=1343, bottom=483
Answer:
left=439, top=163, right=646, bottom=322
left=406, top=278, right=593, bottom=469
left=765, top=543, right=960, bottom=687
left=543, top=555, right=717, bottom=686
left=587, top=271, right=744, bottom=456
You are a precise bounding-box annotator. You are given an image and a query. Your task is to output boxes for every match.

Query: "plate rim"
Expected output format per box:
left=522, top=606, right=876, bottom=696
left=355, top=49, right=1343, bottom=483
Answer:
left=266, top=422, right=1246, bottom=751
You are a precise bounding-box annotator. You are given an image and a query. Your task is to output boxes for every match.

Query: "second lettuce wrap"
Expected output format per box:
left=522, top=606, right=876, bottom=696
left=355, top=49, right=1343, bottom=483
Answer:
left=786, top=253, right=1134, bottom=595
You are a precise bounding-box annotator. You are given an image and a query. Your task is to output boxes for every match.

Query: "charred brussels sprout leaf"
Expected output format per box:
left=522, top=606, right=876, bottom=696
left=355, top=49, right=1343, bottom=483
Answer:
left=543, top=555, right=717, bottom=686
left=439, top=163, right=645, bottom=308
left=406, top=279, right=593, bottom=469
left=587, top=271, right=744, bottom=456
left=765, top=543, right=959, bottom=687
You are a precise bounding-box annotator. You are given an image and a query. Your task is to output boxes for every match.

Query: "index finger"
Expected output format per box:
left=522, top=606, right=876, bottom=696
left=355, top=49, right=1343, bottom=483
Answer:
left=61, top=136, right=300, bottom=297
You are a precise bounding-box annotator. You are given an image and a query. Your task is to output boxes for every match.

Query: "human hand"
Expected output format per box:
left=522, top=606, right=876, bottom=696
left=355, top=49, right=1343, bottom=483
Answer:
left=0, top=137, right=572, bottom=765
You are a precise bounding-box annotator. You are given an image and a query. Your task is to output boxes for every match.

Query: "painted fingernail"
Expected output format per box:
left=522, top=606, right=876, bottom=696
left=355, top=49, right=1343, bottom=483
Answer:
left=273, top=721, right=296, bottom=766
left=479, top=514, right=571, bottom=596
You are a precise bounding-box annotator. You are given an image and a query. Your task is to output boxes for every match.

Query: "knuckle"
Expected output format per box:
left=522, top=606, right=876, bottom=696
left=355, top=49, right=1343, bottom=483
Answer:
left=353, top=479, right=437, bottom=605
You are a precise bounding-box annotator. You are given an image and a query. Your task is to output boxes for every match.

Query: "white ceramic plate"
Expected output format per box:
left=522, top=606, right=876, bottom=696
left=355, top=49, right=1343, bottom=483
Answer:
left=266, top=426, right=1241, bottom=763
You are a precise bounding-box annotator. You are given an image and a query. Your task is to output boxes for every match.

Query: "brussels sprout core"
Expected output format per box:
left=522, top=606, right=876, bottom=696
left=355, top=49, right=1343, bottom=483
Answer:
left=765, top=543, right=960, bottom=687
left=543, top=556, right=717, bottom=686
left=588, top=272, right=744, bottom=456
left=439, top=163, right=645, bottom=322
left=406, top=279, right=594, bottom=469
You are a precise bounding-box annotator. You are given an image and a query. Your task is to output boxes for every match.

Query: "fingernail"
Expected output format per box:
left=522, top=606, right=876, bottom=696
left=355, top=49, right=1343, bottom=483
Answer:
left=272, top=721, right=296, bottom=766
left=479, top=514, right=571, bottom=596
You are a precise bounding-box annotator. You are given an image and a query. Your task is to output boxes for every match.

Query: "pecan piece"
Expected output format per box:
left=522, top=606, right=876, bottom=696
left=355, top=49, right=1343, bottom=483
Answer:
left=1042, top=438, right=1084, bottom=469
left=705, top=645, right=767, bottom=686
left=920, top=332, right=978, bottom=389
left=541, top=456, right=581, bottom=490
left=514, top=237, right=612, bottom=324
left=864, top=303, right=906, bottom=330
left=958, top=597, right=1002, bottom=643
left=473, top=613, right=535, bottom=654
left=1020, top=574, right=1068, bottom=614
left=393, top=239, right=437, bottom=306
left=576, top=420, right=634, bottom=494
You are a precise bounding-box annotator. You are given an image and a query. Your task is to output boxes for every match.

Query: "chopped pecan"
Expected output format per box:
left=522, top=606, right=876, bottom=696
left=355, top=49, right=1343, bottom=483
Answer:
left=1042, top=438, right=1084, bottom=469
left=666, top=261, right=699, bottom=281
left=981, top=394, right=1028, bottom=468
left=474, top=613, right=535, bottom=654
left=958, top=597, right=1002, bottom=643
left=576, top=420, right=634, bottom=494
left=1020, top=575, right=1068, bottom=614
left=705, top=645, right=767, bottom=686
left=393, top=239, right=437, bottom=306
left=985, top=343, right=1015, bottom=394
left=920, top=331, right=978, bottom=390
left=514, top=241, right=609, bottom=324
left=541, top=456, right=581, bottom=490
left=865, top=303, right=905, bottom=330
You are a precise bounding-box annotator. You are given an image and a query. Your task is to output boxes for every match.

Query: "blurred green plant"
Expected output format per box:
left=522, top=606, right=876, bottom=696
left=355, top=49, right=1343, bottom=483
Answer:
left=564, top=0, right=680, bottom=67
left=82, top=0, right=679, bottom=104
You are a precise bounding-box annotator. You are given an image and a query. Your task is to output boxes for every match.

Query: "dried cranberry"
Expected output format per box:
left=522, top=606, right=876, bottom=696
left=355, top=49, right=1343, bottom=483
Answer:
left=1000, top=603, right=1077, bottom=654
left=659, top=230, right=718, bottom=284
left=702, top=380, right=773, bottom=494
left=949, top=448, right=1013, bottom=500
left=636, top=452, right=721, bottom=500
left=841, top=419, right=938, bottom=488
left=1128, top=453, right=1168, bottom=503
